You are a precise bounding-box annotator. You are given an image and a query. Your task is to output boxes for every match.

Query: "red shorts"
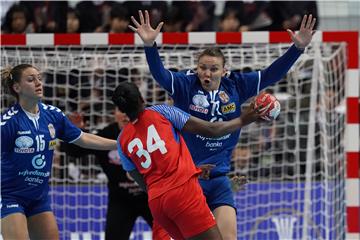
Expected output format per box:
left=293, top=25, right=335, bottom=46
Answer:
left=149, top=176, right=216, bottom=239
left=152, top=220, right=171, bottom=240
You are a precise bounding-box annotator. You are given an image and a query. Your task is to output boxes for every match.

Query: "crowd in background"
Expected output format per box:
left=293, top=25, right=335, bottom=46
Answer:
left=1, top=1, right=318, bottom=34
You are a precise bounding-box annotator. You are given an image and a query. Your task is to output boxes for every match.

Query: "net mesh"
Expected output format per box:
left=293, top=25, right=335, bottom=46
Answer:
left=0, top=42, right=347, bottom=240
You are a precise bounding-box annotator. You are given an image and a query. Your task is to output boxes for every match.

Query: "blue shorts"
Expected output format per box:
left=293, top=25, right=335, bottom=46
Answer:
left=199, top=175, right=235, bottom=211
left=1, top=195, right=52, bottom=218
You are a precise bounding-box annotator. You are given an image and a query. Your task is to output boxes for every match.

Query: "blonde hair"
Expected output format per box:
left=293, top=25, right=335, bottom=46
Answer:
left=1, top=64, right=35, bottom=100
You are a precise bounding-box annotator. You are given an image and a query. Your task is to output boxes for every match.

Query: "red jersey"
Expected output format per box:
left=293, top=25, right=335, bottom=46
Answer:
left=117, top=105, right=201, bottom=200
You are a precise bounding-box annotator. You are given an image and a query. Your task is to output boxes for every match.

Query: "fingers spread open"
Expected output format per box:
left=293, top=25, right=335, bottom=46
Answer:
left=156, top=22, right=164, bottom=32
left=310, top=18, right=317, bottom=30
left=130, top=16, right=140, bottom=28
left=128, top=25, right=137, bottom=32
left=286, top=29, right=295, bottom=39
left=300, top=15, right=307, bottom=30
left=305, top=14, right=313, bottom=29
left=145, top=10, right=150, bottom=25
left=139, top=10, right=145, bottom=25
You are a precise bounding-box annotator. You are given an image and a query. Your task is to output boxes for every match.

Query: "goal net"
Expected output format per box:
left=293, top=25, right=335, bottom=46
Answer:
left=1, top=38, right=348, bottom=240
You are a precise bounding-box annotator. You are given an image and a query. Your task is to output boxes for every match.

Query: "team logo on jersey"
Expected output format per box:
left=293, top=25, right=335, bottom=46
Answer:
left=221, top=102, right=236, bottom=114
left=192, top=94, right=210, bottom=108
left=48, top=123, right=56, bottom=138
left=15, top=136, right=33, bottom=148
left=190, top=94, right=209, bottom=114
left=219, top=91, right=230, bottom=103
left=32, top=154, right=46, bottom=169
left=48, top=140, right=57, bottom=150
left=14, top=136, right=35, bottom=153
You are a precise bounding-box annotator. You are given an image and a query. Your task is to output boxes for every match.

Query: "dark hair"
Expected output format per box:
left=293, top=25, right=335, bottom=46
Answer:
left=111, top=82, right=144, bottom=121
left=198, top=47, right=226, bottom=67
left=110, top=3, right=129, bottom=21
left=1, top=64, right=35, bottom=100
left=2, top=4, right=30, bottom=33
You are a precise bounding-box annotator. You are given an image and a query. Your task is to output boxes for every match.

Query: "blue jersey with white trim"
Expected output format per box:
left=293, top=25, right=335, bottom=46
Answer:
left=1, top=102, right=82, bottom=201
left=145, top=44, right=303, bottom=175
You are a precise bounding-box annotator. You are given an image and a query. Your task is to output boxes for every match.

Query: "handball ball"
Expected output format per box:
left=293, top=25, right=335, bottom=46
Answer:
left=254, top=92, right=281, bottom=121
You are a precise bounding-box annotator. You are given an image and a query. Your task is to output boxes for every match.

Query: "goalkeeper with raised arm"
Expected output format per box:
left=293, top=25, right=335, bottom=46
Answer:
left=129, top=10, right=316, bottom=239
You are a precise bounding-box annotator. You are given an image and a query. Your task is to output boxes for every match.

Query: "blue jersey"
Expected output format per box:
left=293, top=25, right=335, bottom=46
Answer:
left=145, top=44, right=303, bottom=175
left=1, top=102, right=82, bottom=201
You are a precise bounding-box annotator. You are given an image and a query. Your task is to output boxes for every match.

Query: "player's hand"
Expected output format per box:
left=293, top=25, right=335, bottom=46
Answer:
left=231, top=175, right=249, bottom=192
left=239, top=102, right=261, bottom=127
left=198, top=164, right=215, bottom=180
left=287, top=14, right=316, bottom=50
left=129, top=10, right=164, bottom=46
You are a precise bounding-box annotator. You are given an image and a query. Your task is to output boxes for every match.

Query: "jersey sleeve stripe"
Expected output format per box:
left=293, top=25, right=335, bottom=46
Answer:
left=68, top=131, right=83, bottom=143
left=168, top=70, right=175, bottom=96
left=257, top=71, right=261, bottom=94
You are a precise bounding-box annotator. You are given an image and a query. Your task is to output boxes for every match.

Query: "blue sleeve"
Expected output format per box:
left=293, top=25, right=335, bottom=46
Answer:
left=148, top=105, right=190, bottom=130
left=0, top=116, right=16, bottom=154
left=53, top=110, right=82, bottom=143
left=232, top=71, right=261, bottom=100
left=117, top=132, right=136, bottom=171
left=259, top=44, right=303, bottom=89
left=145, top=43, right=193, bottom=100
left=145, top=43, right=174, bottom=94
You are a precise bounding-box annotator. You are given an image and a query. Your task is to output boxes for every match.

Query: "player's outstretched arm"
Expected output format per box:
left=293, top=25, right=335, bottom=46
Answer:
left=287, top=14, right=316, bottom=50
left=256, top=14, right=316, bottom=91
left=183, top=105, right=260, bottom=137
left=73, top=132, right=117, bottom=150
left=129, top=10, right=163, bottom=46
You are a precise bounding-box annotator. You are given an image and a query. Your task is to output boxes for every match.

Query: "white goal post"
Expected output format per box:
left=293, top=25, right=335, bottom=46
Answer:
left=1, top=31, right=359, bottom=240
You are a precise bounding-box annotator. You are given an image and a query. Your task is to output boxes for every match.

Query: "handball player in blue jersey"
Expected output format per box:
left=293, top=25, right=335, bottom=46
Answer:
left=1, top=64, right=118, bottom=240
left=130, top=10, right=316, bottom=239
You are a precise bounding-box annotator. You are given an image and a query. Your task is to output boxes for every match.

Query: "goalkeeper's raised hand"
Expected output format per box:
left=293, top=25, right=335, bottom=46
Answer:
left=129, top=10, right=164, bottom=47
left=287, top=14, right=316, bottom=50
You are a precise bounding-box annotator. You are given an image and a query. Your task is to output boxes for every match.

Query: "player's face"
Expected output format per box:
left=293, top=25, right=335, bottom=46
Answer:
left=197, top=55, right=226, bottom=92
left=15, top=67, right=43, bottom=100
left=115, top=109, right=130, bottom=128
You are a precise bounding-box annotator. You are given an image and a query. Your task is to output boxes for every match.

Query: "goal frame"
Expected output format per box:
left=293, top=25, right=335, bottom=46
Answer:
left=1, top=31, right=359, bottom=239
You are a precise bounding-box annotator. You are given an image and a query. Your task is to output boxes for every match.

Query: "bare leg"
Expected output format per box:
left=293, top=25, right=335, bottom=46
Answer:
left=28, top=211, right=59, bottom=240
left=187, top=225, right=223, bottom=240
left=1, top=213, right=29, bottom=240
left=213, top=206, right=237, bottom=240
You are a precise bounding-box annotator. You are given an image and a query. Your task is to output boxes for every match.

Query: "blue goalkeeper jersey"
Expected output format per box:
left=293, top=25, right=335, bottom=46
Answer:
left=1, top=102, right=82, bottom=201
left=145, top=44, right=303, bottom=175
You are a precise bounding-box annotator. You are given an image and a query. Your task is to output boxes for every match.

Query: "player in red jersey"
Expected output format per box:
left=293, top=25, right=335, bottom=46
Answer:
left=113, top=82, right=259, bottom=240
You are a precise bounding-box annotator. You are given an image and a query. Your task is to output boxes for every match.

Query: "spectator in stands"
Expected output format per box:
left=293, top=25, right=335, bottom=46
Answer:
left=123, top=1, right=168, bottom=28
left=267, top=1, right=318, bottom=31
left=1, top=3, right=33, bottom=34
left=67, top=8, right=81, bottom=33
left=98, top=3, right=130, bottom=33
left=186, top=1, right=216, bottom=32
left=218, top=9, right=240, bottom=32
left=19, top=1, right=68, bottom=33
left=221, top=1, right=272, bottom=32
left=162, top=6, right=184, bottom=32
left=75, top=1, right=101, bottom=32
